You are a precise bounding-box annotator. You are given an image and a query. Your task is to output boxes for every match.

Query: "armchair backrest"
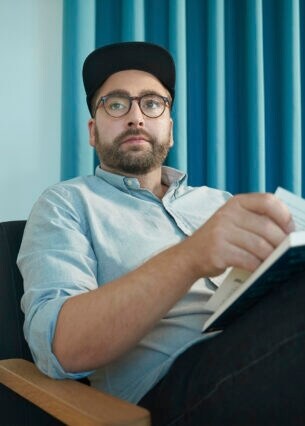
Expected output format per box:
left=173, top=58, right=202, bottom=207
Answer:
left=0, top=221, right=32, bottom=361
left=0, top=221, right=63, bottom=424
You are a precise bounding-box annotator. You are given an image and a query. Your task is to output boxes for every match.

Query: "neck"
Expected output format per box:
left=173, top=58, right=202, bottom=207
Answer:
left=136, top=168, right=168, bottom=199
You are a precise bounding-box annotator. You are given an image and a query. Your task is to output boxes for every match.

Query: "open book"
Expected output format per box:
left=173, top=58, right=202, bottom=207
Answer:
left=202, top=187, right=305, bottom=333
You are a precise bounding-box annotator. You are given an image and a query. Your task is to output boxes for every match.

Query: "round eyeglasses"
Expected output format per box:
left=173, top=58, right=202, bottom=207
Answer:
left=93, top=93, right=170, bottom=118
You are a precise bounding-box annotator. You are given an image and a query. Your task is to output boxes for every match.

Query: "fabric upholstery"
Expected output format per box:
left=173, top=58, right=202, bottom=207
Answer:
left=0, top=220, right=62, bottom=425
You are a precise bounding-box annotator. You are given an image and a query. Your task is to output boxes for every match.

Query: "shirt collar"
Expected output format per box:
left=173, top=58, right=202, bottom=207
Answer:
left=95, top=165, right=187, bottom=192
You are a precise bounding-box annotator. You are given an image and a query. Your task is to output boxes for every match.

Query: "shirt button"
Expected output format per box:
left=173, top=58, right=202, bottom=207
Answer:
left=126, top=179, right=133, bottom=187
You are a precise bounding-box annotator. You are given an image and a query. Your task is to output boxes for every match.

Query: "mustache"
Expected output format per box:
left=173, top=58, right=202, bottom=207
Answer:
left=114, top=129, right=153, bottom=146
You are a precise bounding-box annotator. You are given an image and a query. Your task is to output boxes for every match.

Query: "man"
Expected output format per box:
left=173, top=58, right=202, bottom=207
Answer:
left=18, top=42, right=305, bottom=425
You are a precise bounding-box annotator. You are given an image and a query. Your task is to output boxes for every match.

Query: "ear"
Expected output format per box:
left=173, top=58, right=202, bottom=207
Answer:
left=169, top=118, right=174, bottom=148
left=88, top=119, right=96, bottom=147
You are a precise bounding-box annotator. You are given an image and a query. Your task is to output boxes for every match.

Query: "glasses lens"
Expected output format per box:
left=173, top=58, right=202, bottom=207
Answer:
left=104, top=96, right=130, bottom=117
left=140, top=95, right=165, bottom=118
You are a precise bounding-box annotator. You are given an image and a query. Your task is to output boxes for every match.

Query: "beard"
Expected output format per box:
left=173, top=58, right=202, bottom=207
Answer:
left=95, top=128, right=172, bottom=175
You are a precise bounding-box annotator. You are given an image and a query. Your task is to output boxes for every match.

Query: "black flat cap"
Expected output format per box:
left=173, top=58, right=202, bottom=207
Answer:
left=82, top=41, right=176, bottom=116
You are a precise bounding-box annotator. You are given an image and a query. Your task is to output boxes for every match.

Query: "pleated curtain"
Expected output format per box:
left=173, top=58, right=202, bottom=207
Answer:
left=61, top=0, right=305, bottom=196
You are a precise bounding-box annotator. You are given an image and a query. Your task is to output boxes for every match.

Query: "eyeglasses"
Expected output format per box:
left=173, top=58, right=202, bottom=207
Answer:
left=94, top=93, right=170, bottom=118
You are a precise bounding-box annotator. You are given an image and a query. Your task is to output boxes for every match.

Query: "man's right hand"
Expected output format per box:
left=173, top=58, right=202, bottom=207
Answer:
left=184, top=192, right=294, bottom=279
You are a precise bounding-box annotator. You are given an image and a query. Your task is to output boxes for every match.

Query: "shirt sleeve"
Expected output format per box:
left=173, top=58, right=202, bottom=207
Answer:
left=17, top=184, right=97, bottom=379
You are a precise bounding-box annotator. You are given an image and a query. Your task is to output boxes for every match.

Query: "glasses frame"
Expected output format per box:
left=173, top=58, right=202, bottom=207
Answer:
left=93, top=93, right=171, bottom=118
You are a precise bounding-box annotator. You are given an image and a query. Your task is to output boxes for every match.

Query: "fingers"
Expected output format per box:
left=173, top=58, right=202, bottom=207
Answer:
left=226, top=225, right=275, bottom=261
left=221, top=193, right=294, bottom=261
left=228, top=206, right=288, bottom=248
left=233, top=193, right=294, bottom=234
left=193, top=192, right=295, bottom=277
left=219, top=240, right=265, bottom=272
left=200, top=226, right=269, bottom=275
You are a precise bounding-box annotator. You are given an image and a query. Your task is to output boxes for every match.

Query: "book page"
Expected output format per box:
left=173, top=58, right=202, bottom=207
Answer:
left=204, top=268, right=251, bottom=311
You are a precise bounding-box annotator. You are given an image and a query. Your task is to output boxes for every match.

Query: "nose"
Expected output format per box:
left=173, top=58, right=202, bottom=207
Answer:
left=126, top=99, right=144, bottom=127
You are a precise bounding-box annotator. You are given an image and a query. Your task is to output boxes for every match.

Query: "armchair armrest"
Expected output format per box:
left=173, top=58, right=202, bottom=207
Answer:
left=0, top=359, right=150, bottom=425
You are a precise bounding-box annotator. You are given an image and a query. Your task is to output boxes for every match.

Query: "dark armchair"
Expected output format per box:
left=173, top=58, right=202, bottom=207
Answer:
left=0, top=220, right=150, bottom=425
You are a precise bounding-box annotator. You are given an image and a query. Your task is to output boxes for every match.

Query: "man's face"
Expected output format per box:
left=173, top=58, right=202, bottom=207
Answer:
left=88, top=69, right=173, bottom=175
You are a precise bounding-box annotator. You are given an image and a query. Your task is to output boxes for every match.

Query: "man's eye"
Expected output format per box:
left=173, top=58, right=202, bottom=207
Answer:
left=109, top=102, right=127, bottom=111
left=143, top=99, right=160, bottom=109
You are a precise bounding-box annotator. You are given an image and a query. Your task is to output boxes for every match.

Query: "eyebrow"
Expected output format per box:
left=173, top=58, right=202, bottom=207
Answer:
left=101, top=89, right=168, bottom=98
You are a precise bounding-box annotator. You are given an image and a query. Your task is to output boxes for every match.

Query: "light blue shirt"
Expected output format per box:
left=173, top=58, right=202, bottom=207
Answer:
left=17, top=166, right=230, bottom=403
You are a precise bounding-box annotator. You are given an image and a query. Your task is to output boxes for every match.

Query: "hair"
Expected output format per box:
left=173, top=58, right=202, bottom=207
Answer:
left=91, top=89, right=102, bottom=117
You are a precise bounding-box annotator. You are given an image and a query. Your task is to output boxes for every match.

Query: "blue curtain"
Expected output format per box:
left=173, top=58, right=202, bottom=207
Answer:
left=61, top=0, right=305, bottom=196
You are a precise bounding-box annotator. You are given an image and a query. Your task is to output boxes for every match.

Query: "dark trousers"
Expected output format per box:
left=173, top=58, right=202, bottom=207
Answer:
left=138, top=271, right=305, bottom=425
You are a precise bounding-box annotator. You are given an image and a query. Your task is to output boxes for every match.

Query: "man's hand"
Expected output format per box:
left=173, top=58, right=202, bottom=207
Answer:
left=184, top=193, right=294, bottom=278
